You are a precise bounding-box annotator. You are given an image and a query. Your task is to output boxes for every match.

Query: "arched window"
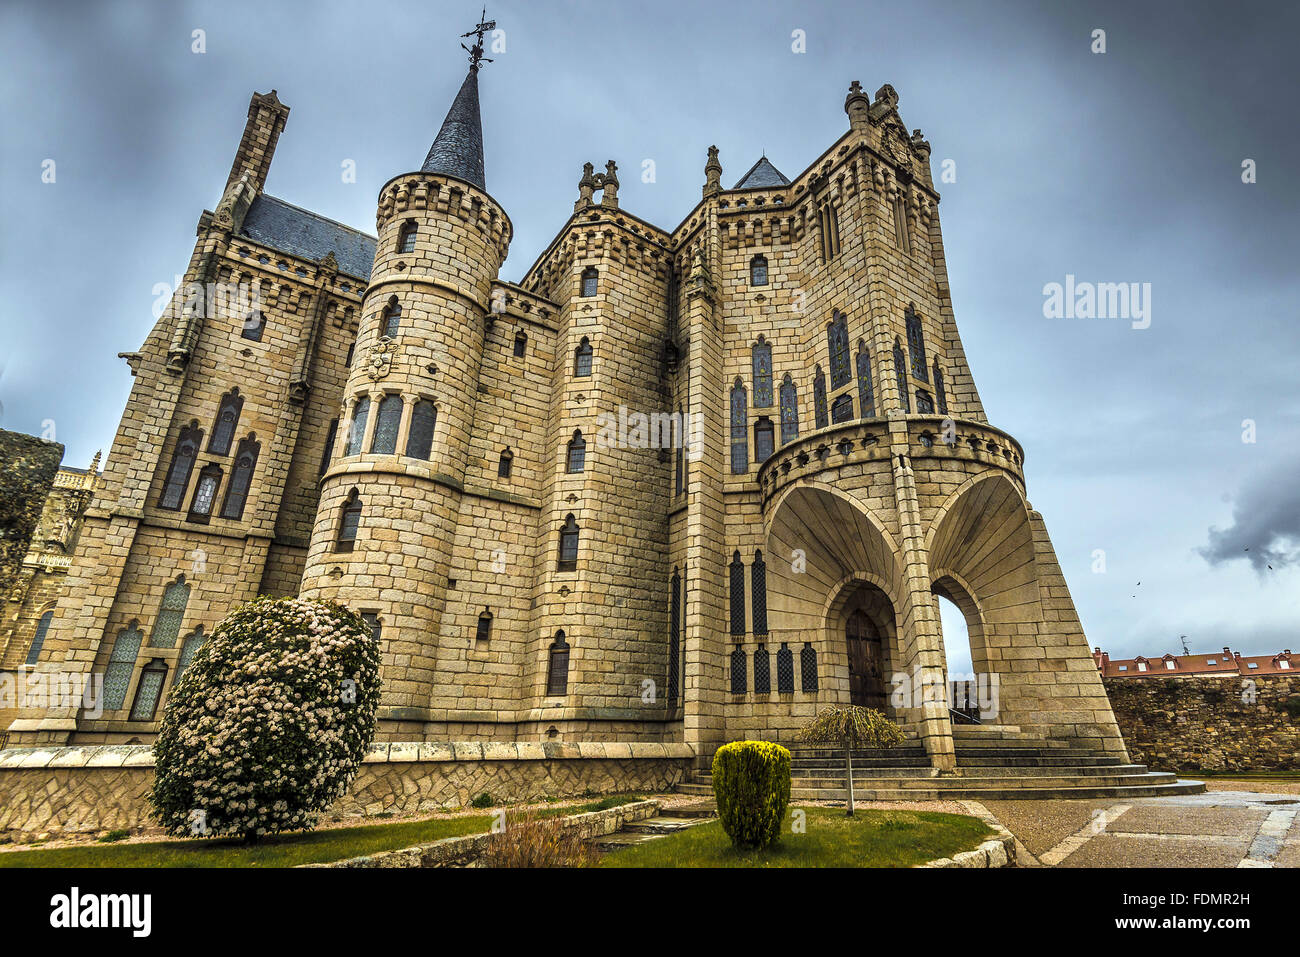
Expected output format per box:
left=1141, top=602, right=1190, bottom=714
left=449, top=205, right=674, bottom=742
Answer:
left=188, top=464, right=222, bottom=523
left=729, top=551, right=746, bottom=637
left=750, top=551, right=768, bottom=636
left=566, top=430, right=586, bottom=473
left=905, top=307, right=928, bottom=380
left=241, top=286, right=266, bottom=341
left=752, top=337, right=773, bottom=407
left=396, top=221, right=417, bottom=255
left=800, top=643, right=819, bottom=692
left=750, top=254, right=768, bottom=286
left=337, top=489, right=362, bottom=552
left=580, top=266, right=598, bottom=297
left=777, top=643, right=795, bottom=693
left=857, top=343, right=875, bottom=417
left=557, top=514, right=579, bottom=571
left=827, top=311, right=851, bottom=388
left=729, top=379, right=748, bottom=474
left=320, top=418, right=338, bottom=477
left=894, top=193, right=911, bottom=253
left=933, top=358, right=948, bottom=415
left=103, top=624, right=143, bottom=711
left=753, top=644, right=771, bottom=694
left=176, top=626, right=205, bottom=679
left=129, top=659, right=168, bottom=722
left=668, top=569, right=681, bottom=704
left=498, top=447, right=513, bottom=478
left=894, top=339, right=910, bottom=413
left=513, top=330, right=528, bottom=357
left=25, top=611, right=53, bottom=666
left=574, top=336, right=593, bottom=377
left=779, top=375, right=799, bottom=444
left=475, top=609, right=493, bottom=642
left=754, top=417, right=775, bottom=464
left=370, top=394, right=403, bottom=454
left=160, top=422, right=203, bottom=510
left=361, top=613, right=382, bottom=642
left=380, top=298, right=402, bottom=339
left=674, top=409, right=685, bottom=495
left=546, top=631, right=570, bottom=696
left=730, top=647, right=747, bottom=695
left=831, top=392, right=854, bottom=424
left=916, top=389, right=935, bottom=414
left=220, top=436, right=259, bottom=520
left=405, top=399, right=436, bottom=459
left=149, top=576, right=190, bottom=649
left=344, top=396, right=370, bottom=456
left=208, top=389, right=243, bottom=456
left=812, top=367, right=828, bottom=430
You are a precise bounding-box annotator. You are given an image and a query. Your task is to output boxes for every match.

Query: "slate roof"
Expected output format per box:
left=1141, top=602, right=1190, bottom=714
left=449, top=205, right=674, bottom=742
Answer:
left=732, top=156, right=791, bottom=190
left=239, top=194, right=377, bottom=280
left=421, top=68, right=486, bottom=190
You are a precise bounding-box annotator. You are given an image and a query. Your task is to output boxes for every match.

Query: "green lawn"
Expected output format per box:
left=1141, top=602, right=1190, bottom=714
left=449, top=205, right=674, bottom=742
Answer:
left=599, top=807, right=993, bottom=868
left=0, top=795, right=642, bottom=868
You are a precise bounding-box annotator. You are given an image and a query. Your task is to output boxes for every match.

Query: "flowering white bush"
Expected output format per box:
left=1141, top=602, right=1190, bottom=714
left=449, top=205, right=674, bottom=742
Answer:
left=151, top=597, right=381, bottom=841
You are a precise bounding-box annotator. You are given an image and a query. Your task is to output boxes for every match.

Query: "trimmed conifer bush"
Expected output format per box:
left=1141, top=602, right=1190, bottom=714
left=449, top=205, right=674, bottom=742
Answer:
left=710, top=740, right=792, bottom=850
left=151, top=597, right=381, bottom=842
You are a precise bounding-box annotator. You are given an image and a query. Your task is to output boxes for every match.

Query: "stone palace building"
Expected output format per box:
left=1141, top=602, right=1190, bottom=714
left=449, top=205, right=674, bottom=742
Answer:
left=6, top=51, right=1129, bottom=773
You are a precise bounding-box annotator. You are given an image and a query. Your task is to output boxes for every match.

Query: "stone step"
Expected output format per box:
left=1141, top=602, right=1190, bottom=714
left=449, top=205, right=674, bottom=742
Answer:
left=623, top=816, right=700, bottom=834
left=950, top=724, right=1023, bottom=735
left=675, top=777, right=1207, bottom=801
left=956, top=755, right=1124, bottom=768
left=702, top=763, right=1154, bottom=782
left=693, top=768, right=1169, bottom=788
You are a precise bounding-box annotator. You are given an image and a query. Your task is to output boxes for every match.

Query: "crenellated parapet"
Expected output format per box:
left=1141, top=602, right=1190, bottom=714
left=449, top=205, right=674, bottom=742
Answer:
left=375, top=172, right=512, bottom=265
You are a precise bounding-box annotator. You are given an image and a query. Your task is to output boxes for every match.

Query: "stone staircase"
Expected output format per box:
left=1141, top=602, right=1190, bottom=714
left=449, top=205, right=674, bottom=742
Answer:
left=589, top=801, right=715, bottom=851
left=676, top=726, right=1206, bottom=801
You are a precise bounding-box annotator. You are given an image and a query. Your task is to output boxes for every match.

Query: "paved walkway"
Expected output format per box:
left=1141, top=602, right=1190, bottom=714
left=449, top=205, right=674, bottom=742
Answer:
left=966, top=783, right=1300, bottom=868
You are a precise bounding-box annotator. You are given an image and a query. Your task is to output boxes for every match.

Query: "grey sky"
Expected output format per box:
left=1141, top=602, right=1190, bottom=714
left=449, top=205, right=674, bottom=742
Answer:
left=1, top=0, right=1296, bottom=662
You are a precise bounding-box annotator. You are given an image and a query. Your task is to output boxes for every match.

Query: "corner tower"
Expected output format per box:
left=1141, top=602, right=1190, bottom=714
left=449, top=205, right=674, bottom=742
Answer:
left=299, top=41, right=511, bottom=731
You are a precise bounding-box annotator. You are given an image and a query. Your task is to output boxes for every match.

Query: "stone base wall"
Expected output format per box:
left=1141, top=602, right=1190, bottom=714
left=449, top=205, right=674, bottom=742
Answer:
left=0, top=741, right=695, bottom=837
left=1103, top=674, right=1300, bottom=772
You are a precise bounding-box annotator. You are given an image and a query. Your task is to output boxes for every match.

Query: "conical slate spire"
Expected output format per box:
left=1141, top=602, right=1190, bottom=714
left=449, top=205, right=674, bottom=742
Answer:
left=732, top=156, right=790, bottom=189
left=421, top=68, right=485, bottom=190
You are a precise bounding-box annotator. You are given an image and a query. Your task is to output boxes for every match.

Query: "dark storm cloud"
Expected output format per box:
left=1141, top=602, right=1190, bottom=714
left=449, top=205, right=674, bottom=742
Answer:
left=1200, top=452, right=1300, bottom=573
left=1, top=0, right=1298, bottom=657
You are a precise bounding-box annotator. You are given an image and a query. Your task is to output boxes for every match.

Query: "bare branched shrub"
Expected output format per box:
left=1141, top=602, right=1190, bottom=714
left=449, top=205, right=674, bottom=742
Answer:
left=477, top=806, right=599, bottom=868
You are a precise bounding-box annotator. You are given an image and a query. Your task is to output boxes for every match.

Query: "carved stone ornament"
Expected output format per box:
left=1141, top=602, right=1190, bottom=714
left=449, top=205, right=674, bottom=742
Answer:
left=366, top=337, right=395, bottom=381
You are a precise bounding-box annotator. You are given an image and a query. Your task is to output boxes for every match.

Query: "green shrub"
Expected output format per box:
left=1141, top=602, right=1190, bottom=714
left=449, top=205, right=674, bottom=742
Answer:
left=97, top=829, right=131, bottom=843
left=710, top=741, right=791, bottom=850
left=470, top=792, right=495, bottom=809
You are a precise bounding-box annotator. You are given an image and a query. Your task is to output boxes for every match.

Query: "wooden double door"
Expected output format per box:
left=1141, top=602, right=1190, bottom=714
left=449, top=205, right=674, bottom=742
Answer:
left=846, top=609, right=887, bottom=710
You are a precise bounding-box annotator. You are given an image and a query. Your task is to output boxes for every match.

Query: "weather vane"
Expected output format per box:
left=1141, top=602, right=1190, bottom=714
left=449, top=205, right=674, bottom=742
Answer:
left=461, top=7, right=496, bottom=73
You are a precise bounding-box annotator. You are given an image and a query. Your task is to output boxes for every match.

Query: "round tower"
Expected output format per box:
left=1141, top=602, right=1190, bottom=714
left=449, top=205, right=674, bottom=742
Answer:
left=300, top=62, right=511, bottom=730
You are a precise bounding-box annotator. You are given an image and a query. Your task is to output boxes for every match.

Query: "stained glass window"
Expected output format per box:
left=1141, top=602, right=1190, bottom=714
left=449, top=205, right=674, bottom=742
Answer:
left=498, top=448, right=513, bottom=478
left=103, top=625, right=142, bottom=711
left=729, top=552, right=746, bottom=636
left=831, top=393, right=854, bottom=424
left=750, top=254, right=768, bottom=286
left=780, top=375, right=799, bottom=444
left=933, top=359, right=948, bottom=415
left=188, top=466, right=221, bottom=523
left=813, top=368, right=828, bottom=430
left=668, top=570, right=681, bottom=704
left=894, top=340, right=910, bottom=413
left=25, top=611, right=52, bottom=666
left=514, top=330, right=527, bottom=357
left=751, top=551, right=768, bottom=636
left=405, top=400, right=436, bottom=459
left=800, top=643, right=819, bottom=692
left=574, top=337, right=593, bottom=377
left=857, top=345, right=875, bottom=417
left=149, top=578, right=190, bottom=649
left=397, top=222, right=417, bottom=254
left=381, top=299, right=402, bottom=338
left=160, top=423, right=202, bottom=510
left=558, top=515, right=579, bottom=570
left=828, top=311, right=851, bottom=388
left=777, top=643, right=795, bottom=693
left=337, top=490, right=362, bottom=551
left=177, top=627, right=205, bottom=679
left=209, top=389, right=243, bottom=455
left=754, top=645, right=771, bottom=694
left=547, top=632, right=570, bottom=696
left=754, top=417, right=775, bottom=464
left=581, top=267, right=598, bottom=297
left=344, top=397, right=370, bottom=456
left=129, top=660, right=168, bottom=722
left=220, top=437, right=259, bottom=520
left=730, top=647, right=747, bottom=694
left=320, top=419, right=338, bottom=477
left=370, top=394, right=403, bottom=454
left=730, top=380, right=748, bottom=474
left=566, top=430, right=586, bottom=473
left=361, top=612, right=381, bottom=642
left=752, top=338, right=773, bottom=408
left=905, top=307, right=928, bottom=381
left=916, top=390, right=935, bottom=414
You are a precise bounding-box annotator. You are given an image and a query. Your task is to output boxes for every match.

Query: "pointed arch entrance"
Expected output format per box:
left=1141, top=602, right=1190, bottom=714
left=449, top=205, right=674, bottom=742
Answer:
left=845, top=607, right=887, bottom=709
